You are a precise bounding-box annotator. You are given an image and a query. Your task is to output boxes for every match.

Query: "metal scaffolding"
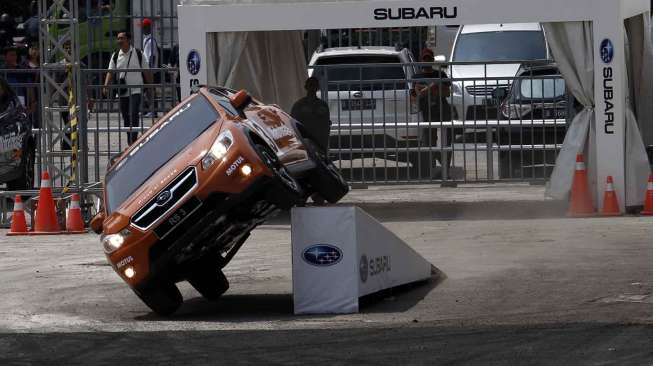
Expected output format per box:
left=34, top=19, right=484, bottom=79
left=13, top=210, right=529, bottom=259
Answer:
left=38, top=0, right=84, bottom=189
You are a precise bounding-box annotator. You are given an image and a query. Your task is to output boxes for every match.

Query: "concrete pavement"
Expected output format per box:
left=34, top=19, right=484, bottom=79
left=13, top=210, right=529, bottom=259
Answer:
left=2, top=184, right=653, bottom=364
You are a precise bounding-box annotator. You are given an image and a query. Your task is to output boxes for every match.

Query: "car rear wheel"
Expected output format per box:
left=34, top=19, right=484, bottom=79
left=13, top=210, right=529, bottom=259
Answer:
left=133, top=282, right=183, bottom=316
left=304, top=139, right=349, bottom=204
left=187, top=264, right=229, bottom=301
left=255, top=144, right=304, bottom=209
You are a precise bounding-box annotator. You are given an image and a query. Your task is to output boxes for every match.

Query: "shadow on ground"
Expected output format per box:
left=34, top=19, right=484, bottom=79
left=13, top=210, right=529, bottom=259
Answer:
left=135, top=274, right=444, bottom=322
left=3, top=323, right=653, bottom=365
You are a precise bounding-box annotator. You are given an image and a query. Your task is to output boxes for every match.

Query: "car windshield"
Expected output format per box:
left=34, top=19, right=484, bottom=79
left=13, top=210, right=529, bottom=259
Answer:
left=519, top=77, right=566, bottom=100
left=104, top=95, right=218, bottom=213
left=453, top=31, right=547, bottom=62
left=314, top=55, right=409, bottom=91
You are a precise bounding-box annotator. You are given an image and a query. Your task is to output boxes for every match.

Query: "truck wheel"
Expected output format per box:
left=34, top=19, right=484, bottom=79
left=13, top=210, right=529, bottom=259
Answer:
left=133, top=282, right=183, bottom=316
left=187, top=266, right=229, bottom=301
left=255, top=144, right=304, bottom=209
left=305, top=139, right=349, bottom=203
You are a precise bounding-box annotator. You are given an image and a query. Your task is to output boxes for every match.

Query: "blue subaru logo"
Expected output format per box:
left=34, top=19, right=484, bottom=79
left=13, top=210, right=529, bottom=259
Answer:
left=600, top=39, right=614, bottom=64
left=156, top=191, right=172, bottom=206
left=302, top=244, right=342, bottom=267
left=187, top=49, right=201, bottom=76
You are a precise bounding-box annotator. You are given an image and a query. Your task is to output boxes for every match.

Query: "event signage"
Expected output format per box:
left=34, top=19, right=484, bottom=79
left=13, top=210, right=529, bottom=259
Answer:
left=292, top=206, right=434, bottom=314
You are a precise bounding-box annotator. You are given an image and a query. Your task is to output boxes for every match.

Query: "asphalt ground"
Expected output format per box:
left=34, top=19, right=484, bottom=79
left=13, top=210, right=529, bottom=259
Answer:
left=2, top=185, right=653, bottom=365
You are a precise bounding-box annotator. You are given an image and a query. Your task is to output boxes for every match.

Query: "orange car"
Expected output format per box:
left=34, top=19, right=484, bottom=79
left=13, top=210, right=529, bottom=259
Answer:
left=91, top=86, right=348, bottom=316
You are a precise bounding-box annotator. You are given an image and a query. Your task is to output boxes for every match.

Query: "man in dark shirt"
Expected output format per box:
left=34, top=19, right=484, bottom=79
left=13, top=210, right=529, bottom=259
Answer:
left=291, top=77, right=331, bottom=152
left=1, top=47, right=30, bottom=107
left=414, top=50, right=453, bottom=170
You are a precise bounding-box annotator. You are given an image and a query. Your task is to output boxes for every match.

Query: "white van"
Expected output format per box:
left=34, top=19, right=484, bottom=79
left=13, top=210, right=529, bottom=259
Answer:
left=448, top=23, right=549, bottom=120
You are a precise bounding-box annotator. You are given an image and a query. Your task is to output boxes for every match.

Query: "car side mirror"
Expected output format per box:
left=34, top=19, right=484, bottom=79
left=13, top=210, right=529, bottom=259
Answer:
left=434, top=55, right=447, bottom=63
left=230, top=90, right=252, bottom=110
left=90, top=212, right=106, bottom=234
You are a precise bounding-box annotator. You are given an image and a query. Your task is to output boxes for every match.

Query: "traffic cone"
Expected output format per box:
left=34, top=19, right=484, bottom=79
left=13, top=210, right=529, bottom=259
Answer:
left=30, top=171, right=62, bottom=235
left=640, top=175, right=653, bottom=215
left=567, top=154, right=595, bottom=217
left=66, top=194, right=86, bottom=234
left=7, top=195, right=28, bottom=236
left=601, top=176, right=621, bottom=216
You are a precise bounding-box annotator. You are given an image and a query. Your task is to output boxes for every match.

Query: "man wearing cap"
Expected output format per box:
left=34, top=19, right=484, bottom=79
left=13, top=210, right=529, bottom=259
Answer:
left=141, top=18, right=159, bottom=117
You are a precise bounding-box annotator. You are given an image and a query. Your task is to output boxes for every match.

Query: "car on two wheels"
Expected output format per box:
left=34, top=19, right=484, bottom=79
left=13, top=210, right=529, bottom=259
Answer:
left=91, top=86, right=349, bottom=316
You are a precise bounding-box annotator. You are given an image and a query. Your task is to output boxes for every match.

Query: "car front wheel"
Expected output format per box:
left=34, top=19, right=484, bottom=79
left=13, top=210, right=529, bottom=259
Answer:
left=133, top=282, right=183, bottom=316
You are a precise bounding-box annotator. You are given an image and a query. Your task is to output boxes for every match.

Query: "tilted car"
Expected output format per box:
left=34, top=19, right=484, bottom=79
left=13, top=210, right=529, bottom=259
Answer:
left=91, top=86, right=349, bottom=316
left=0, top=77, right=35, bottom=190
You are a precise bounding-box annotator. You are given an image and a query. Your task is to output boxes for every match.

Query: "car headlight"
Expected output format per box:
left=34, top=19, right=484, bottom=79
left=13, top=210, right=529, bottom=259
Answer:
left=202, top=130, right=234, bottom=170
left=101, top=229, right=131, bottom=254
left=452, top=82, right=463, bottom=96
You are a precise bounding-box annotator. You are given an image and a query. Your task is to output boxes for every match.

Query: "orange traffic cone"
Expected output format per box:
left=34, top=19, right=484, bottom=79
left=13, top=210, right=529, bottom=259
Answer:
left=7, top=195, right=28, bottom=236
left=640, top=175, right=653, bottom=215
left=30, top=171, right=62, bottom=235
left=567, top=154, right=595, bottom=217
left=66, top=194, right=86, bottom=234
left=601, top=176, right=621, bottom=216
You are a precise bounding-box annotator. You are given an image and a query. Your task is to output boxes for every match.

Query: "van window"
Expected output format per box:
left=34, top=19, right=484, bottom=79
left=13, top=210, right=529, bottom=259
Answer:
left=453, top=31, right=547, bottom=62
left=314, top=55, right=408, bottom=90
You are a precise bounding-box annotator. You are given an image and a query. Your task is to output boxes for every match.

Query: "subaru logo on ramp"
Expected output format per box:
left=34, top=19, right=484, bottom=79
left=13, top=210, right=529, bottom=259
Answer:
left=302, top=244, right=342, bottom=267
left=600, top=39, right=614, bottom=64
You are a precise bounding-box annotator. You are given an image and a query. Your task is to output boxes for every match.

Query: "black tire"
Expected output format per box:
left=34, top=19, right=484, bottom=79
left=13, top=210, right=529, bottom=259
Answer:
left=133, top=282, right=183, bottom=316
left=254, top=144, right=304, bottom=209
left=187, top=265, right=229, bottom=301
left=7, top=144, right=35, bottom=191
left=305, top=139, right=349, bottom=203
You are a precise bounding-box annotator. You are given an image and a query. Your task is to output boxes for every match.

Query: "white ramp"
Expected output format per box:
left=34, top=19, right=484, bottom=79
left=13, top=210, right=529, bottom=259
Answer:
left=291, top=206, right=435, bottom=314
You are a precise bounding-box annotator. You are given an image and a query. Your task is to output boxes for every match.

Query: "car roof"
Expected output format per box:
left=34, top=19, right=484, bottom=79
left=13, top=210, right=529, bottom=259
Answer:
left=314, top=46, right=404, bottom=57
left=460, top=23, right=542, bottom=34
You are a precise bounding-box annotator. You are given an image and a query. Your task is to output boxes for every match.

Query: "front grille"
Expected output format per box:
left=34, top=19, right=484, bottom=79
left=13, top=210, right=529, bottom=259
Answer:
left=131, top=167, right=198, bottom=230
left=465, top=84, right=510, bottom=96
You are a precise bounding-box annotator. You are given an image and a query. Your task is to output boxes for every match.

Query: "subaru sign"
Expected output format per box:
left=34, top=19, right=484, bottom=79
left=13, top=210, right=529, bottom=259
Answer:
left=302, top=244, right=342, bottom=267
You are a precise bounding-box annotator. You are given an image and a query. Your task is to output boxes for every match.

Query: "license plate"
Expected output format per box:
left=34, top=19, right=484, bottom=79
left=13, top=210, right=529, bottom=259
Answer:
left=543, top=109, right=567, bottom=119
left=482, top=98, right=498, bottom=106
left=154, top=197, right=202, bottom=239
left=342, top=99, right=376, bottom=111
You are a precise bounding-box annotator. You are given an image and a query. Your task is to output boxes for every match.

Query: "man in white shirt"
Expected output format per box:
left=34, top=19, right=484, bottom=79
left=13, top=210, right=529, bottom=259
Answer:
left=141, top=18, right=159, bottom=117
left=103, top=31, right=152, bottom=144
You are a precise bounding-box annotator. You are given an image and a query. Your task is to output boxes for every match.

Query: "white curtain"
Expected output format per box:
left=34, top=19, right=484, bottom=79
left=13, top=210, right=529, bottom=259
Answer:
left=544, top=20, right=651, bottom=206
left=624, top=14, right=653, bottom=206
left=542, top=22, right=598, bottom=203
left=206, top=31, right=307, bottom=111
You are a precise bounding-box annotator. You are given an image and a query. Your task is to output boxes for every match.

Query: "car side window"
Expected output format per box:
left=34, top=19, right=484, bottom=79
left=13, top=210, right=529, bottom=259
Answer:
left=208, top=89, right=240, bottom=116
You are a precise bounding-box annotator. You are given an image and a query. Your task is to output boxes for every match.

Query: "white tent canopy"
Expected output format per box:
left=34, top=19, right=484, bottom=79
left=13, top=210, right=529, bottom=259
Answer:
left=178, top=0, right=651, bottom=210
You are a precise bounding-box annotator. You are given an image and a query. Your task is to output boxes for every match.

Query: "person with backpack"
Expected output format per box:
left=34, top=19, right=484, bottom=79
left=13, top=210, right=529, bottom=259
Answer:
left=103, top=31, right=152, bottom=145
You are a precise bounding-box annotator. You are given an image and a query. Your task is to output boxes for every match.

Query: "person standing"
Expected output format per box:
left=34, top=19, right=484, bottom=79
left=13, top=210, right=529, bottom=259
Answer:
left=414, top=49, right=453, bottom=174
left=291, top=77, right=332, bottom=206
left=23, top=2, right=39, bottom=44
left=103, top=32, right=152, bottom=145
left=141, top=18, right=159, bottom=117
left=1, top=46, right=29, bottom=107
left=291, top=77, right=331, bottom=153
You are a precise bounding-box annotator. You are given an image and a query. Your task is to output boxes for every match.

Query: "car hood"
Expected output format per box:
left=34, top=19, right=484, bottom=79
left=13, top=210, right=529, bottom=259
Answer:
left=450, top=63, right=522, bottom=83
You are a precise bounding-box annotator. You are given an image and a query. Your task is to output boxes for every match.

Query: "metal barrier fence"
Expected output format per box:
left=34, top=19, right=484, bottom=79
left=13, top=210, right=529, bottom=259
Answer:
left=309, top=60, right=571, bottom=185
left=0, top=36, right=572, bottom=226
left=0, top=61, right=570, bottom=191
